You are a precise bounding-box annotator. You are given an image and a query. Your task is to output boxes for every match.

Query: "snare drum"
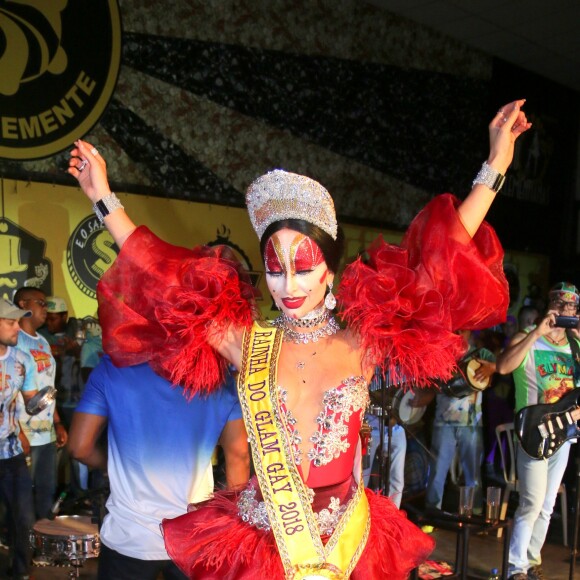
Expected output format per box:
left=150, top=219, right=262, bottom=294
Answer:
left=30, top=515, right=100, bottom=564
left=440, top=356, right=490, bottom=398
left=392, top=389, right=426, bottom=425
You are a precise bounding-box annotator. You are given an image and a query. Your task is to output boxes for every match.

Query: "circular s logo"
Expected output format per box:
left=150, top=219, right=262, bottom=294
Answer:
left=67, top=216, right=119, bottom=299
left=0, top=0, right=121, bottom=160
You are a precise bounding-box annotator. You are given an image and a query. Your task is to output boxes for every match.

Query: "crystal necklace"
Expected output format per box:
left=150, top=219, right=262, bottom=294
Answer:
left=280, top=303, right=329, bottom=328
left=271, top=310, right=340, bottom=344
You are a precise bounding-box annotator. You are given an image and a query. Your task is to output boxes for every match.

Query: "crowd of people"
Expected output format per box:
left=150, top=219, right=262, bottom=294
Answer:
left=0, top=97, right=571, bottom=580
left=0, top=289, right=103, bottom=578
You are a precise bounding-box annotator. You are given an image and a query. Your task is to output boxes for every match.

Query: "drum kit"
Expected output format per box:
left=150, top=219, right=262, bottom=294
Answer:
left=363, top=354, right=491, bottom=498
left=24, top=390, right=100, bottom=577
left=30, top=515, right=100, bottom=577
left=367, top=386, right=427, bottom=426
left=27, top=486, right=108, bottom=578
left=22, top=319, right=106, bottom=576
left=364, top=369, right=428, bottom=497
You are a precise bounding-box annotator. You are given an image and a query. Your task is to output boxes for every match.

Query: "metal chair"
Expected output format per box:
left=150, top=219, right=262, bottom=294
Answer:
left=495, top=422, right=567, bottom=545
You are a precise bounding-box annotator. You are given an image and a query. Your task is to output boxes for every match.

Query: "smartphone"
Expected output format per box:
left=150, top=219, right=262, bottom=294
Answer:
left=554, top=315, right=579, bottom=328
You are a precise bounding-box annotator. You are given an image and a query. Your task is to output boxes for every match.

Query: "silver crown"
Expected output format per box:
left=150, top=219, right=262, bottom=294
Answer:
left=246, top=169, right=338, bottom=240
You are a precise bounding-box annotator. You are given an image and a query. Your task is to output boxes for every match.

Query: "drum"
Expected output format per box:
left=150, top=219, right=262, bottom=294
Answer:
left=30, top=515, right=100, bottom=564
left=391, top=389, right=426, bottom=425
left=404, top=437, right=430, bottom=496
left=440, top=356, right=490, bottom=398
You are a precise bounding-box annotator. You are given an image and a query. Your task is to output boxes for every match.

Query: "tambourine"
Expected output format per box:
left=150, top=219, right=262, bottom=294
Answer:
left=25, top=386, right=57, bottom=415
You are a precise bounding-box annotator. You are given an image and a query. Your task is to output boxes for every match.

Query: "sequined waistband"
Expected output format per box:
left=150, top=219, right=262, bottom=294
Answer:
left=237, top=478, right=357, bottom=536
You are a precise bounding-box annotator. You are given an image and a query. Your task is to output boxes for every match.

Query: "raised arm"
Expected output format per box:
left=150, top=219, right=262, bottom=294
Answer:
left=457, top=99, right=532, bottom=237
left=496, top=312, right=555, bottom=375
left=68, top=140, right=136, bottom=248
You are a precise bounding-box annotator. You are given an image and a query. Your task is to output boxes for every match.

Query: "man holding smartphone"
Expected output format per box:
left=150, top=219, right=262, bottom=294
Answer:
left=496, top=281, right=580, bottom=580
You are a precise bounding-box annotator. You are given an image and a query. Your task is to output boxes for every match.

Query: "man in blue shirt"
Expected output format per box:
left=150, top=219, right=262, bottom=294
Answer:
left=68, top=356, right=249, bottom=580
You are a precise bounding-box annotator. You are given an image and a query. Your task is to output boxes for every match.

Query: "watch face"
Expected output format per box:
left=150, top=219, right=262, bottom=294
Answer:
left=493, top=173, right=506, bottom=192
left=473, top=163, right=505, bottom=193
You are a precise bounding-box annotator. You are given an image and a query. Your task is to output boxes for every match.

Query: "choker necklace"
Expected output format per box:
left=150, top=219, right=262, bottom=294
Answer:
left=271, top=313, right=340, bottom=344
left=279, top=305, right=330, bottom=329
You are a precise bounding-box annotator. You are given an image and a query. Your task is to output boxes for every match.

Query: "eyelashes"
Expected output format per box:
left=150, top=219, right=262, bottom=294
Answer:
left=266, top=270, right=313, bottom=277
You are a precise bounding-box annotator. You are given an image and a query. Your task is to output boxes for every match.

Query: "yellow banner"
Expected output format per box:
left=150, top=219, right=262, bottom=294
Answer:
left=0, top=179, right=549, bottom=323
left=0, top=179, right=262, bottom=318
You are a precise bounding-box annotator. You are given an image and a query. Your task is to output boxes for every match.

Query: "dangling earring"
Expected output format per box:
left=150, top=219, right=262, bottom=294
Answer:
left=324, top=281, right=336, bottom=310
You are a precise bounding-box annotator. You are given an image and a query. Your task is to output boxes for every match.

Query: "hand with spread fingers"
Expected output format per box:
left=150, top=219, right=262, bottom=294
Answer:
left=473, top=358, right=496, bottom=383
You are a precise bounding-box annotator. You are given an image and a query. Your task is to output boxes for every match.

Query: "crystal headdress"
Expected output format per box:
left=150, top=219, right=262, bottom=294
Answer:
left=246, top=169, right=338, bottom=240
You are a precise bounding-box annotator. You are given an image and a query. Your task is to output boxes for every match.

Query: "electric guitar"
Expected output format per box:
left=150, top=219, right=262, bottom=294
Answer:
left=515, top=388, right=580, bottom=460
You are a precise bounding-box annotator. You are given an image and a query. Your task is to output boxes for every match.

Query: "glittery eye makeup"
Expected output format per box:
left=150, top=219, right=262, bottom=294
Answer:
left=265, top=232, right=325, bottom=277
left=264, top=237, right=285, bottom=273
left=293, top=237, right=324, bottom=273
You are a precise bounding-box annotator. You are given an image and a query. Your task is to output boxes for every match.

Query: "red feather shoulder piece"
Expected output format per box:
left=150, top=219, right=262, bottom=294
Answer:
left=97, top=226, right=258, bottom=396
left=337, top=194, right=508, bottom=386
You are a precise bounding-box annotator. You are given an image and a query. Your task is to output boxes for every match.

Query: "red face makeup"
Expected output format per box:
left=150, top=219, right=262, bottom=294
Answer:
left=293, top=236, right=324, bottom=273
left=264, top=234, right=324, bottom=275
left=264, top=229, right=332, bottom=319
left=264, top=238, right=284, bottom=273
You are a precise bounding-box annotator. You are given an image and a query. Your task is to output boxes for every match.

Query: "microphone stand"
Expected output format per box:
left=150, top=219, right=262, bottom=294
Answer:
left=570, top=438, right=580, bottom=580
left=377, top=368, right=393, bottom=496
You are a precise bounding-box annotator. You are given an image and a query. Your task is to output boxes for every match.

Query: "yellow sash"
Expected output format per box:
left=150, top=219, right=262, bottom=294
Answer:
left=238, top=321, right=370, bottom=579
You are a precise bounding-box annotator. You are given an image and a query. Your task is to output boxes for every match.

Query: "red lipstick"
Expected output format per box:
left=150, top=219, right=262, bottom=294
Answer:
left=281, top=297, right=306, bottom=309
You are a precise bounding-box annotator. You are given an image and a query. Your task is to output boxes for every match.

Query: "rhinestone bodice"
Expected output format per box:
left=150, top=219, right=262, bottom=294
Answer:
left=278, top=376, right=369, bottom=485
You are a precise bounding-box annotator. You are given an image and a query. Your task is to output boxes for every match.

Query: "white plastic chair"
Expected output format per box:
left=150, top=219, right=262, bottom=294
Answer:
left=495, top=422, right=567, bottom=545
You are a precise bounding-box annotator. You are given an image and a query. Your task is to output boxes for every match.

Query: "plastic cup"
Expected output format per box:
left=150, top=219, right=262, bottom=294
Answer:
left=486, top=486, right=502, bottom=523
left=458, top=486, right=475, bottom=517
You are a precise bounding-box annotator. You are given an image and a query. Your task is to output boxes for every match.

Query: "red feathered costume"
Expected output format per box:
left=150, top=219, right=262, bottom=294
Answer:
left=97, top=194, right=508, bottom=579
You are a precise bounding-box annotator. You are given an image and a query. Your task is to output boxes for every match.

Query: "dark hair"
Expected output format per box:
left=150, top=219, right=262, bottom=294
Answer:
left=13, top=286, right=44, bottom=308
left=260, top=219, right=345, bottom=273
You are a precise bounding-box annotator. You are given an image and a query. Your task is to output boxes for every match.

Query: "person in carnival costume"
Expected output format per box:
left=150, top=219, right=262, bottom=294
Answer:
left=67, top=100, right=531, bottom=580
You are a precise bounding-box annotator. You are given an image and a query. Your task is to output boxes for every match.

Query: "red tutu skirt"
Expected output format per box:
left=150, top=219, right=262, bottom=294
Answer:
left=162, top=477, right=434, bottom=579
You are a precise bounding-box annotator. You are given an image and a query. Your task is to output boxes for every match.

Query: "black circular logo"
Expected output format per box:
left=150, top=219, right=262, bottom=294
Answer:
left=67, top=215, right=119, bottom=299
left=0, top=1, right=121, bottom=160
